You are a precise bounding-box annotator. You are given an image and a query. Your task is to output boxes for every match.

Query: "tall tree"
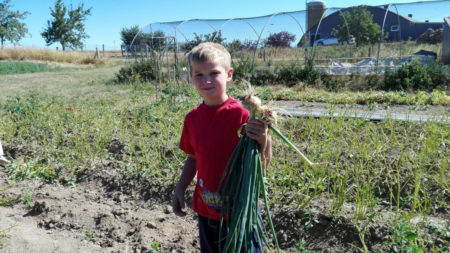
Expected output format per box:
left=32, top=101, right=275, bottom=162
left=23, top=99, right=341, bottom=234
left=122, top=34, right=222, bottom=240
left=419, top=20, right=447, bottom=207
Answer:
left=0, top=0, right=30, bottom=48
left=120, top=26, right=167, bottom=51
left=41, top=0, right=91, bottom=50
left=333, top=5, right=382, bottom=47
left=266, top=31, right=296, bottom=47
left=120, top=25, right=140, bottom=46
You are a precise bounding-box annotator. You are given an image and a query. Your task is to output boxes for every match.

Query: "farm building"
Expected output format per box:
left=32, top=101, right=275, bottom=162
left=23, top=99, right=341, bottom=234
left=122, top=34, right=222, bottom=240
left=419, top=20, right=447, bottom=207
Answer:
left=305, top=0, right=443, bottom=46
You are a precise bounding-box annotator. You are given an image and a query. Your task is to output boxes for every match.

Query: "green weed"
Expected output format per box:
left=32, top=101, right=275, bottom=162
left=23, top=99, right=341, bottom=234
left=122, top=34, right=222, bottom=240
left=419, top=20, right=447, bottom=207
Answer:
left=0, top=61, right=62, bottom=75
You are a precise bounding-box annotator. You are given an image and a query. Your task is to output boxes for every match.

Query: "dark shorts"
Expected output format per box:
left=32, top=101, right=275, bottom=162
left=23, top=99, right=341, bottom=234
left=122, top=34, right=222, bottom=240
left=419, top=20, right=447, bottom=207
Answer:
left=198, top=215, right=263, bottom=253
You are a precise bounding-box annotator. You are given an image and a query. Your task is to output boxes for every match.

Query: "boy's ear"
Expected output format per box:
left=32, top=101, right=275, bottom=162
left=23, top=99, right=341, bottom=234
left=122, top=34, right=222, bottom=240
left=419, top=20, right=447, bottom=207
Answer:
left=227, top=68, right=233, bottom=81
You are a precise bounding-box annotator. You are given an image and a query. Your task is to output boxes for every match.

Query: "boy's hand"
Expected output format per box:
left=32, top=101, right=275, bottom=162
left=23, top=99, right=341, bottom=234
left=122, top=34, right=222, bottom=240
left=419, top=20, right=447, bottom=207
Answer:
left=172, top=185, right=187, bottom=217
left=245, top=118, right=269, bottom=149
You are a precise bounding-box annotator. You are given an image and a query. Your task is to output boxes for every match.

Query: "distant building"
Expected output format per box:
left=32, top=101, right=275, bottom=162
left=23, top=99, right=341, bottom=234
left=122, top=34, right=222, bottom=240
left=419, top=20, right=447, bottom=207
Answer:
left=305, top=3, right=443, bottom=46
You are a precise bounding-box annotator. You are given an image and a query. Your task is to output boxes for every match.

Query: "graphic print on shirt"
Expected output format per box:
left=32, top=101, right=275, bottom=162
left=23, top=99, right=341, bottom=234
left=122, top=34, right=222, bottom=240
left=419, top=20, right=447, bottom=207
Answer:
left=200, top=177, right=221, bottom=210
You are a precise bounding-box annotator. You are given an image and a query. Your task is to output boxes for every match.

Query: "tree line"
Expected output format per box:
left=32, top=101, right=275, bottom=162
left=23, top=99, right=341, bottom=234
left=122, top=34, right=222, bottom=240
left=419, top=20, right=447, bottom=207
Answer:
left=1, top=0, right=384, bottom=51
left=120, top=5, right=384, bottom=51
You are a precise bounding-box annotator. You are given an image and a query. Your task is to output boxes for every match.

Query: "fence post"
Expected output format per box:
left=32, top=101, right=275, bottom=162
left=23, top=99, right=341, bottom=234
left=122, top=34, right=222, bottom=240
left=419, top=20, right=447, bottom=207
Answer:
left=102, top=44, right=105, bottom=57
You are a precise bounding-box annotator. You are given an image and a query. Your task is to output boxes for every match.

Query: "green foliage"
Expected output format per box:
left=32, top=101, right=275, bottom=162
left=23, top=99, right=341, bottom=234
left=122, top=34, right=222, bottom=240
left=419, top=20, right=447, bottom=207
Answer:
left=116, top=58, right=159, bottom=83
left=120, top=25, right=140, bottom=46
left=120, top=25, right=166, bottom=51
left=275, top=63, right=320, bottom=87
left=333, top=5, right=382, bottom=46
left=0, top=61, right=61, bottom=75
left=231, top=56, right=252, bottom=82
left=0, top=197, right=18, bottom=207
left=149, top=241, right=162, bottom=253
left=383, top=61, right=449, bottom=91
left=0, top=185, right=18, bottom=207
left=388, top=222, right=420, bottom=253
left=181, top=31, right=225, bottom=52
left=0, top=0, right=30, bottom=48
left=226, top=39, right=242, bottom=56
left=20, top=187, right=32, bottom=206
left=251, top=69, right=277, bottom=86
left=41, top=0, right=92, bottom=50
left=3, top=160, right=60, bottom=182
left=249, top=63, right=321, bottom=87
left=294, top=238, right=312, bottom=253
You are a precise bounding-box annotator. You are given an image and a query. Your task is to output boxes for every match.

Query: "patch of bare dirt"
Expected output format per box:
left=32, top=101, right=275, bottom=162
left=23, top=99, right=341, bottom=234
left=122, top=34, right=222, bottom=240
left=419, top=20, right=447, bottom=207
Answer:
left=0, top=171, right=199, bottom=253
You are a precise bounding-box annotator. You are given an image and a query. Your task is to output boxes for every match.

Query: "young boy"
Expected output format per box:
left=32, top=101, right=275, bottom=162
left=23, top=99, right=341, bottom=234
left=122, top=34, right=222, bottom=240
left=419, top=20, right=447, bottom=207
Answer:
left=172, top=42, right=272, bottom=252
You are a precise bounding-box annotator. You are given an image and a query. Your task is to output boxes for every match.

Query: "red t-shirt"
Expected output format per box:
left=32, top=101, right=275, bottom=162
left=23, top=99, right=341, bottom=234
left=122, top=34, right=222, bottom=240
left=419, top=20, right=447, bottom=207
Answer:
left=179, top=96, right=249, bottom=220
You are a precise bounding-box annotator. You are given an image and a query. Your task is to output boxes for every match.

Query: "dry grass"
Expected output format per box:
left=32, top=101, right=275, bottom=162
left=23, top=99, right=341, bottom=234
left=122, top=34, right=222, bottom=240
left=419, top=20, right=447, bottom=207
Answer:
left=0, top=48, right=108, bottom=65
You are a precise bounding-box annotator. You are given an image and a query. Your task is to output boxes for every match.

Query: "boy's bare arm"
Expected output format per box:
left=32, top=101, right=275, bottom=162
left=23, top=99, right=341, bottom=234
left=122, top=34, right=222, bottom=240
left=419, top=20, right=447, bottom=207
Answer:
left=172, top=155, right=196, bottom=217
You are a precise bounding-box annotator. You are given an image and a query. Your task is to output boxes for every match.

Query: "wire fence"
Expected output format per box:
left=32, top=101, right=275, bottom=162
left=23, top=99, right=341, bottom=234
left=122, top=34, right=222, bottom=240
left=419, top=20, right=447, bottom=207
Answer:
left=127, top=0, right=449, bottom=78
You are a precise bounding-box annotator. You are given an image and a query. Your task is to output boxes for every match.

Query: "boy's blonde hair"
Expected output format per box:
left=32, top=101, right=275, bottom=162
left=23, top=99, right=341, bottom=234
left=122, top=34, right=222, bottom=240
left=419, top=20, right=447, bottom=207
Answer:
left=187, top=42, right=231, bottom=71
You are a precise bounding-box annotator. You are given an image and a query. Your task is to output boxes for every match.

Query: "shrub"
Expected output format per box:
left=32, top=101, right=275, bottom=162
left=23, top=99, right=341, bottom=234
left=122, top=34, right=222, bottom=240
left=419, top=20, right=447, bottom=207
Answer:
left=232, top=57, right=252, bottom=82
left=382, top=61, right=448, bottom=91
left=116, top=58, right=160, bottom=83
left=275, top=63, right=321, bottom=86
left=250, top=69, right=277, bottom=86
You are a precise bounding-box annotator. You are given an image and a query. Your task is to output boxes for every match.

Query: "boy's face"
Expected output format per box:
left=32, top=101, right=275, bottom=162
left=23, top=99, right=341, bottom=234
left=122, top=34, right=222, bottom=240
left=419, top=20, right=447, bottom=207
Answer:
left=190, top=60, right=233, bottom=106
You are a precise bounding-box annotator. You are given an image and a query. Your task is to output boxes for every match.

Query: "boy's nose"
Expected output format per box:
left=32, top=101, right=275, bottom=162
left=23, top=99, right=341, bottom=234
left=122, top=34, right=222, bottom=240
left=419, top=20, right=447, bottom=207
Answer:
left=204, top=75, right=213, bottom=83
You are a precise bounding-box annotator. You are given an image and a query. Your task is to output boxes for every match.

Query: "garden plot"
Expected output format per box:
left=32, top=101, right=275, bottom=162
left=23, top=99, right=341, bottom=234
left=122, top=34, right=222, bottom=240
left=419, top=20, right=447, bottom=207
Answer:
left=0, top=65, right=448, bottom=252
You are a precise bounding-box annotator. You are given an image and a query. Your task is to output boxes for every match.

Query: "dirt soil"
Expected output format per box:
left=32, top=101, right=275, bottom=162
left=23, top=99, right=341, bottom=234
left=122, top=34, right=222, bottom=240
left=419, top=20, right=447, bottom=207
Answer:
left=0, top=103, right=448, bottom=253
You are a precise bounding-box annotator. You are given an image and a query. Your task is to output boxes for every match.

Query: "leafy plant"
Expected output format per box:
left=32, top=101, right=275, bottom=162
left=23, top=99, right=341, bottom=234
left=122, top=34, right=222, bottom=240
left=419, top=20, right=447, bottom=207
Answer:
left=85, top=231, right=94, bottom=238
left=302, top=209, right=319, bottom=230
left=116, top=58, right=160, bottom=83
left=149, top=241, right=162, bottom=253
left=388, top=222, right=419, bottom=253
left=383, top=61, right=448, bottom=91
left=251, top=69, right=277, bottom=86
left=231, top=56, right=252, bottom=82
left=20, top=187, right=32, bottom=206
left=294, top=238, right=312, bottom=253
left=3, top=161, right=59, bottom=182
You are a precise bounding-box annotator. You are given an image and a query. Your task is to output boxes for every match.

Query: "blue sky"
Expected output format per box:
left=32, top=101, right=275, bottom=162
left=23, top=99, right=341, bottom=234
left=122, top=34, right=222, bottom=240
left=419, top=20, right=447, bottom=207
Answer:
left=6, top=0, right=449, bottom=50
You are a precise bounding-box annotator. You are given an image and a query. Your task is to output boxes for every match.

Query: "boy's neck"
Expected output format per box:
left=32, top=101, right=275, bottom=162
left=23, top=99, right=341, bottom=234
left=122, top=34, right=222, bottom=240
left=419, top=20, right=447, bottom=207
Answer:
left=203, top=94, right=229, bottom=106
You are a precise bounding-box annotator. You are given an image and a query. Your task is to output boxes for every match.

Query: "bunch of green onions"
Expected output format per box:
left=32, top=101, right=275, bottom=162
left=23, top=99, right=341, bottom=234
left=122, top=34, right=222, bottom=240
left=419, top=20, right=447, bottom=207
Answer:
left=218, top=95, right=323, bottom=252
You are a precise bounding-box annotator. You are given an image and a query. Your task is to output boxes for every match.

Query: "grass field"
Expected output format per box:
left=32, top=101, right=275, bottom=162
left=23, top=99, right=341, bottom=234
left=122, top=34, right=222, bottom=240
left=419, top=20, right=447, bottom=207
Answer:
left=0, top=59, right=448, bottom=252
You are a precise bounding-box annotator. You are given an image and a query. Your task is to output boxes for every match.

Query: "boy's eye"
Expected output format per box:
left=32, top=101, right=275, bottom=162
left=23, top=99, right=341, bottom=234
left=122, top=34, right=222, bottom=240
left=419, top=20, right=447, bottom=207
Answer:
left=210, top=71, right=219, bottom=76
left=195, top=73, right=203, bottom=77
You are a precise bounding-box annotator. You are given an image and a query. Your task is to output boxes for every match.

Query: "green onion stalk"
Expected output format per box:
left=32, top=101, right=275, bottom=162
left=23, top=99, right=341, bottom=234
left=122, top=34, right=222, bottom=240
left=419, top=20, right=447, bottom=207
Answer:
left=218, top=95, right=324, bottom=253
